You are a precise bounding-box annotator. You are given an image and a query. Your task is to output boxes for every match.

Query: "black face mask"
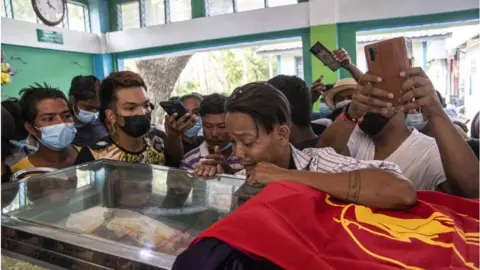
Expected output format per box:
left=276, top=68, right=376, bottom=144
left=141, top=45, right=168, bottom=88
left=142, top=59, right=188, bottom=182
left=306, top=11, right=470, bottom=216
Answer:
left=118, top=113, right=152, bottom=138
left=359, top=112, right=391, bottom=138
left=2, top=165, right=12, bottom=184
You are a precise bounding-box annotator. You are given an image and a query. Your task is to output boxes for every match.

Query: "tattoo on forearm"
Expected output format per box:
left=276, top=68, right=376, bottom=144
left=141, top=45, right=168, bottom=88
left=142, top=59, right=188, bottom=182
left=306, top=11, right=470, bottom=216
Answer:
left=346, top=171, right=361, bottom=203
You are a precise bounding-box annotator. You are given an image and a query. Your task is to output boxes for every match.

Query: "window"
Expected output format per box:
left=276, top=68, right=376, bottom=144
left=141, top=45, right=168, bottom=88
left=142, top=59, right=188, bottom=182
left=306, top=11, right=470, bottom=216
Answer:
left=169, top=0, right=192, bottom=23
left=121, top=1, right=141, bottom=30
left=11, top=0, right=37, bottom=23
left=3, top=0, right=90, bottom=31
left=236, top=0, right=264, bottom=12
left=206, top=0, right=233, bottom=16
left=268, top=0, right=297, bottom=7
left=294, top=56, right=304, bottom=79
left=145, top=0, right=166, bottom=26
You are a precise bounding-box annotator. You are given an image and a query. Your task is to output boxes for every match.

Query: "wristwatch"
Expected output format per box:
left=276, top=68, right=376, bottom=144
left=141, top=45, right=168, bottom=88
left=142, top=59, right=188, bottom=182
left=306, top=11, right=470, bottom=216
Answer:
left=341, top=103, right=363, bottom=124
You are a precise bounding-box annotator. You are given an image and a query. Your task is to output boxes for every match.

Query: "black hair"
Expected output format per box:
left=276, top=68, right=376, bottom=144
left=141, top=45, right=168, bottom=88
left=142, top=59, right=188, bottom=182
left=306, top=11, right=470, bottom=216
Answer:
left=69, top=75, right=100, bottom=101
left=268, top=75, right=311, bottom=128
left=472, top=111, right=479, bottom=139
left=327, top=106, right=345, bottom=121
left=169, top=96, right=180, bottom=101
left=1, top=98, right=28, bottom=140
left=99, top=71, right=147, bottom=123
left=180, top=93, right=203, bottom=103
left=19, top=83, right=69, bottom=124
left=198, top=93, right=227, bottom=117
left=435, top=91, right=447, bottom=108
left=225, top=82, right=291, bottom=134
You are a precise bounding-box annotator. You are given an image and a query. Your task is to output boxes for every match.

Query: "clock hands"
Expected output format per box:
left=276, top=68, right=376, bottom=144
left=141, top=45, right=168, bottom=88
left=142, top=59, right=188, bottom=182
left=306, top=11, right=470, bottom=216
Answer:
left=46, top=0, right=57, bottom=11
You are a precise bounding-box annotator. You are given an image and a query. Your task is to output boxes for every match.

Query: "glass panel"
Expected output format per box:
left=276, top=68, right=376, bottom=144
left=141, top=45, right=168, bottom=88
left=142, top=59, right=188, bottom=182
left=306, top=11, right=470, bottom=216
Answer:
left=2, top=2, right=6, bottom=17
left=207, top=0, right=234, bottom=16
left=145, top=0, right=165, bottom=26
left=121, top=1, right=140, bottom=30
left=67, top=2, right=86, bottom=31
left=12, top=0, right=37, bottom=23
left=169, top=0, right=191, bottom=23
left=236, top=0, right=264, bottom=12
left=268, top=0, right=296, bottom=7
left=295, top=56, right=304, bottom=79
left=1, top=160, right=248, bottom=257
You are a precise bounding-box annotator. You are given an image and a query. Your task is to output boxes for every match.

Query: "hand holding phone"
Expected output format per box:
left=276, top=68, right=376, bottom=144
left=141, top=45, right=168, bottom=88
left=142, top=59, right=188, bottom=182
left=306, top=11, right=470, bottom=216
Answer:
left=310, top=42, right=341, bottom=71
left=160, top=100, right=188, bottom=119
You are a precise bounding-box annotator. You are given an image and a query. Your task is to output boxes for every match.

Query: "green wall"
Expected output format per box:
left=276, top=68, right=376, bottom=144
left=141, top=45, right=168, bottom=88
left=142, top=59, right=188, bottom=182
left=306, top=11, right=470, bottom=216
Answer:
left=310, top=23, right=337, bottom=111
left=1, top=44, right=94, bottom=98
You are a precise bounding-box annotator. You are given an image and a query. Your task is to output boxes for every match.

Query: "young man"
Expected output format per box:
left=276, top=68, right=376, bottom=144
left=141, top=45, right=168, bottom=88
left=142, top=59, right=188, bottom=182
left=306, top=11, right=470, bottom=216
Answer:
left=317, top=68, right=478, bottom=198
left=268, top=75, right=322, bottom=150
left=180, top=94, right=242, bottom=174
left=69, top=75, right=108, bottom=147
left=195, top=82, right=415, bottom=210
left=179, top=93, right=204, bottom=153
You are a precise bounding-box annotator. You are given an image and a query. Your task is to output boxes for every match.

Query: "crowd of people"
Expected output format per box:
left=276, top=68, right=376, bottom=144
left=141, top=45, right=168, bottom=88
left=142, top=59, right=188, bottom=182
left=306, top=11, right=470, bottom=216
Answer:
left=1, top=48, right=479, bottom=201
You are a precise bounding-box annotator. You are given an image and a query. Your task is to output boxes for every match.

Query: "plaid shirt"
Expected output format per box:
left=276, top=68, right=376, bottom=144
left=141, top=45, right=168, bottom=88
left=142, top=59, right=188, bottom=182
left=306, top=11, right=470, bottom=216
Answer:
left=236, top=145, right=403, bottom=177
left=180, top=141, right=242, bottom=171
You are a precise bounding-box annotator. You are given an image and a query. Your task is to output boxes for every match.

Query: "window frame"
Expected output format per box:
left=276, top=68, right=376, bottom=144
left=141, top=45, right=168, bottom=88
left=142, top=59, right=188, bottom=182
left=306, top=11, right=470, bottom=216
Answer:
left=2, top=0, right=91, bottom=32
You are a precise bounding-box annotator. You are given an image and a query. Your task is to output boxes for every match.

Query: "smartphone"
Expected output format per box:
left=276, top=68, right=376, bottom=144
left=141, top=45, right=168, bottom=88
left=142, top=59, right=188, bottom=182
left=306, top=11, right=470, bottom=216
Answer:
left=159, top=100, right=188, bottom=119
left=364, top=37, right=413, bottom=106
left=310, top=42, right=341, bottom=71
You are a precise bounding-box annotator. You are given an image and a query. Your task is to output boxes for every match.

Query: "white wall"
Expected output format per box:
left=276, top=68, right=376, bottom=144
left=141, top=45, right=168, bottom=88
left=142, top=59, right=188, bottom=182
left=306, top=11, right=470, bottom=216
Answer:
left=1, top=18, right=102, bottom=54
left=279, top=53, right=301, bottom=75
left=1, top=0, right=478, bottom=54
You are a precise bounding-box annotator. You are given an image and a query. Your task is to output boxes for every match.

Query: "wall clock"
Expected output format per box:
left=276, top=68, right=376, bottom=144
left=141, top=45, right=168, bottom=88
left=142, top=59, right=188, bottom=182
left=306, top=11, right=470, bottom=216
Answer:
left=31, top=0, right=66, bottom=26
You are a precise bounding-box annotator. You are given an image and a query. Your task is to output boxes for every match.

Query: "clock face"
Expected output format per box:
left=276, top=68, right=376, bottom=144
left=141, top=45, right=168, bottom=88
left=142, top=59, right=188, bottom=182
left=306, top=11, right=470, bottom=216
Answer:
left=32, top=0, right=65, bottom=26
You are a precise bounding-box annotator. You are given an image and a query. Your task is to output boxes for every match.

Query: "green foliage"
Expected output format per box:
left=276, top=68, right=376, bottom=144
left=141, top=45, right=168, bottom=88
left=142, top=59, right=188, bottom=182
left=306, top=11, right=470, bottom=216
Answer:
left=174, top=80, right=200, bottom=96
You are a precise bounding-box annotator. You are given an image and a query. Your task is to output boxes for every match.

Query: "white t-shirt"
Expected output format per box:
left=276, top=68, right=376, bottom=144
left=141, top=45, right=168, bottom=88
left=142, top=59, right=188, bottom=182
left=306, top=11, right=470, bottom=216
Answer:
left=347, top=127, right=446, bottom=190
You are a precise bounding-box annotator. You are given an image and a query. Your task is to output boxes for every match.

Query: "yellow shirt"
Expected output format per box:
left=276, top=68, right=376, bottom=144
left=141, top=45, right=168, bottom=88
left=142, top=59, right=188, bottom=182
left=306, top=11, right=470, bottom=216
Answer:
left=11, top=146, right=81, bottom=174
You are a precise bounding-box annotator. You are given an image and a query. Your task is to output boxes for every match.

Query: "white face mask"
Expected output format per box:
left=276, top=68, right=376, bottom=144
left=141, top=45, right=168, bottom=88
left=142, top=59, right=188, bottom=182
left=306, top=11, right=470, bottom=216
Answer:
left=406, top=113, right=428, bottom=131
left=335, top=99, right=352, bottom=109
left=76, top=108, right=99, bottom=124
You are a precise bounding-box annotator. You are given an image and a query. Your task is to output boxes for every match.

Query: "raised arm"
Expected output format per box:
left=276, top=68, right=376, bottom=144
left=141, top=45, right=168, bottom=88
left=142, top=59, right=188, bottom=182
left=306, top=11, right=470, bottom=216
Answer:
left=332, top=49, right=364, bottom=82
left=248, top=161, right=416, bottom=210
left=400, top=68, right=479, bottom=198
left=164, top=113, right=197, bottom=167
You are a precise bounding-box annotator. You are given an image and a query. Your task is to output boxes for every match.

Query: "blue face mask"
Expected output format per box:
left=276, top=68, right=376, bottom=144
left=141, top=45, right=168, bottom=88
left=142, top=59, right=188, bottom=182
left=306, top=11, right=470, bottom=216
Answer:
left=35, top=123, right=77, bottom=151
left=184, top=118, right=202, bottom=138
left=76, top=108, right=99, bottom=124
left=406, top=113, right=428, bottom=131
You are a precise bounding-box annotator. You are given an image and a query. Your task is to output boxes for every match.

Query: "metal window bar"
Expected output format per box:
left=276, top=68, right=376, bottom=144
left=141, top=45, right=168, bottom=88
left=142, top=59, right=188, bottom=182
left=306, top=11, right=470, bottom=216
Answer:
left=139, top=0, right=146, bottom=27
left=165, top=0, right=170, bottom=23
left=63, top=3, right=69, bottom=29
left=83, top=4, right=91, bottom=32
left=116, top=3, right=123, bottom=31
left=264, top=0, right=269, bottom=8
left=4, top=0, right=12, bottom=18
left=232, top=0, right=237, bottom=12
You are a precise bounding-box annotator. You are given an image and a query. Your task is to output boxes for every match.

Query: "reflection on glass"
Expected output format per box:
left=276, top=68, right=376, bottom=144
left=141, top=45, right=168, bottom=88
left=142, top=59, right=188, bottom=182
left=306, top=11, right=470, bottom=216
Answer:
left=169, top=0, right=192, bottom=23
left=207, top=0, right=234, bottom=16
left=121, top=1, right=140, bottom=30
left=145, top=0, right=165, bottom=26
left=2, top=160, right=248, bottom=258
left=236, top=0, right=265, bottom=12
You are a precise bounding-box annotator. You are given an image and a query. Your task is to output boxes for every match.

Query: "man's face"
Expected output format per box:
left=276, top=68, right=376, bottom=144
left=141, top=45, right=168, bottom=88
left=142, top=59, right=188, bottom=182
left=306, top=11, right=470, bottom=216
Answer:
left=226, top=112, right=289, bottom=173
left=28, top=98, right=73, bottom=138
left=182, top=97, right=200, bottom=115
left=76, top=98, right=100, bottom=113
left=107, top=87, right=151, bottom=126
left=333, top=89, right=354, bottom=106
left=202, top=113, right=228, bottom=148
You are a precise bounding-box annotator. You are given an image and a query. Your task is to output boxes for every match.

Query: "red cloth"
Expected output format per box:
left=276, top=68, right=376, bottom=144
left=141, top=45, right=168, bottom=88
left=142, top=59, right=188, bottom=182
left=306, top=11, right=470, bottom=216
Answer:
left=195, top=181, right=480, bottom=270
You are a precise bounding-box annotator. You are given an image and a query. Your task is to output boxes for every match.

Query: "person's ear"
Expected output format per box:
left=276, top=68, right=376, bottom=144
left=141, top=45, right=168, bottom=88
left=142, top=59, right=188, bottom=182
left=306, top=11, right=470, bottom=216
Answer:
left=24, top=122, right=38, bottom=138
left=276, top=125, right=290, bottom=146
left=105, top=109, right=116, bottom=125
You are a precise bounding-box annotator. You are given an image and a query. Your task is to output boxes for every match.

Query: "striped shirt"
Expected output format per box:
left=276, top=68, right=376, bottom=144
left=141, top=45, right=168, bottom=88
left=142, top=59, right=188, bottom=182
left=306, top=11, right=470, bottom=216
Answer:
left=180, top=141, right=243, bottom=171
left=235, top=144, right=403, bottom=177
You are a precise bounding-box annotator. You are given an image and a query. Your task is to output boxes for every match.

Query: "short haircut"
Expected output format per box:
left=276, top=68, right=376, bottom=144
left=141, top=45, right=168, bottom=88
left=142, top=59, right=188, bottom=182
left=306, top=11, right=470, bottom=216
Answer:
left=19, top=83, right=68, bottom=124
left=99, top=71, right=147, bottom=123
left=169, top=96, right=180, bottom=101
left=198, top=93, right=227, bottom=117
left=69, top=75, right=100, bottom=101
left=268, top=75, right=311, bottom=128
left=326, top=106, right=345, bottom=121
left=180, top=93, right=203, bottom=103
left=225, top=82, right=291, bottom=134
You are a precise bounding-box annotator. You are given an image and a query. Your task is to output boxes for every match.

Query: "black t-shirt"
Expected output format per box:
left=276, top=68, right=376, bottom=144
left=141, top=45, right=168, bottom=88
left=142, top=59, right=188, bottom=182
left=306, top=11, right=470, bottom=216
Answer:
left=294, top=136, right=319, bottom=151
left=2, top=165, right=12, bottom=184
left=467, top=139, right=479, bottom=159
left=75, top=128, right=167, bottom=166
left=73, top=120, right=108, bottom=147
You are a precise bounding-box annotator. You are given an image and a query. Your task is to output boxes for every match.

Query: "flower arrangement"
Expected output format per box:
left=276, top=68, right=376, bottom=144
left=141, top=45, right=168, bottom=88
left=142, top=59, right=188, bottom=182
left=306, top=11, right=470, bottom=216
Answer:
left=1, top=50, right=15, bottom=85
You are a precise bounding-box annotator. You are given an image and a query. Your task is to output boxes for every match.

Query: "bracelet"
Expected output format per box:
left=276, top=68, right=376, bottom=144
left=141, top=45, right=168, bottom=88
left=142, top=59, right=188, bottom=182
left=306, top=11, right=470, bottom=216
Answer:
left=341, top=103, right=363, bottom=124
